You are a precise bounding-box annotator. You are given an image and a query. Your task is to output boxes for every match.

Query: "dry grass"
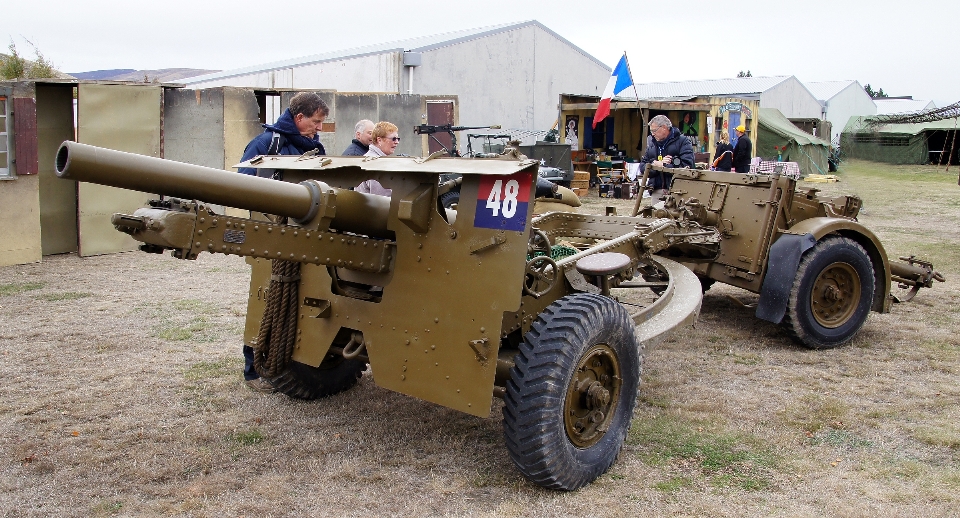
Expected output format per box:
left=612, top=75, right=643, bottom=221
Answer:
left=1, top=159, right=958, bottom=516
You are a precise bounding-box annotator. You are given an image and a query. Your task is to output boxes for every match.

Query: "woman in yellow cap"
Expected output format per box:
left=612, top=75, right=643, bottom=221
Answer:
left=732, top=124, right=752, bottom=173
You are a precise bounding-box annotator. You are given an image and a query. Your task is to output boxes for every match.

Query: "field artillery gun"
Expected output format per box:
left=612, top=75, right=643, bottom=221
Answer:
left=635, top=164, right=944, bottom=349
left=55, top=141, right=718, bottom=490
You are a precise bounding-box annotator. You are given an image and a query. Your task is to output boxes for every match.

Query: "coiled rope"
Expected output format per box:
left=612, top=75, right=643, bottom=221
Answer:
left=253, top=257, right=301, bottom=378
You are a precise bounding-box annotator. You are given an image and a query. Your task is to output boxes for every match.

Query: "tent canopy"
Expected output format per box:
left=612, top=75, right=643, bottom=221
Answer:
left=757, top=107, right=831, bottom=175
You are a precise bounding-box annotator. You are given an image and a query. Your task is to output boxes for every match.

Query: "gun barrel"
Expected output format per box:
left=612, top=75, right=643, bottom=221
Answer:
left=56, top=141, right=316, bottom=222
left=56, top=141, right=393, bottom=238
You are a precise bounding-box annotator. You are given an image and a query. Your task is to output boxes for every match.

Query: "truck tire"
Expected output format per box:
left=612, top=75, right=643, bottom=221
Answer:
left=502, top=293, right=641, bottom=490
left=439, top=190, right=460, bottom=210
left=270, top=356, right=365, bottom=400
left=783, top=236, right=875, bottom=349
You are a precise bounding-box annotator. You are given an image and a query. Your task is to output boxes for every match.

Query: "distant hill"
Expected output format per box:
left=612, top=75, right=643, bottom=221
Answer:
left=67, top=68, right=219, bottom=82
left=69, top=69, right=136, bottom=80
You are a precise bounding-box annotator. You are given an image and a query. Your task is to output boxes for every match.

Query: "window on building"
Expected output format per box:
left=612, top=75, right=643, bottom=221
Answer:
left=0, top=97, right=11, bottom=178
left=853, top=133, right=910, bottom=146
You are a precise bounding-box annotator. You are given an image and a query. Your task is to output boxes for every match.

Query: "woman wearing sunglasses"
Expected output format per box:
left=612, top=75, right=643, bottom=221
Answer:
left=357, top=121, right=399, bottom=195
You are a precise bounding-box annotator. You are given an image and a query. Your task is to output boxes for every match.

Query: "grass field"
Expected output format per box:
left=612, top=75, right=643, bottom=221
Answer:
left=0, top=159, right=957, bottom=516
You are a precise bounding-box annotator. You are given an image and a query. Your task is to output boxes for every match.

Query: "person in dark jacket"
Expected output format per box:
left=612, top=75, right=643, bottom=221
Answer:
left=342, top=119, right=374, bottom=156
left=732, top=124, right=753, bottom=173
left=638, top=115, right=695, bottom=203
left=238, top=92, right=328, bottom=176
left=713, top=132, right=734, bottom=172
left=237, top=92, right=329, bottom=392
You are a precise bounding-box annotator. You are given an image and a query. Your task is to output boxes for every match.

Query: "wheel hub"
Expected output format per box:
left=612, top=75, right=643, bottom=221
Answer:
left=811, top=262, right=861, bottom=328
left=564, top=344, right=622, bottom=448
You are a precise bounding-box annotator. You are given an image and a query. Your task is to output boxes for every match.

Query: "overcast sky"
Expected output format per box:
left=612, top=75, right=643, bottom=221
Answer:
left=5, top=0, right=957, bottom=106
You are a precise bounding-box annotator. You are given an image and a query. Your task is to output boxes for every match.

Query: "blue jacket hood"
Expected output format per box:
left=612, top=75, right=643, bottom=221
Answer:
left=264, top=109, right=300, bottom=136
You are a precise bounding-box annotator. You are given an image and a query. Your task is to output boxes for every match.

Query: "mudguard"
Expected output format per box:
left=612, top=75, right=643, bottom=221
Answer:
left=755, top=233, right=817, bottom=323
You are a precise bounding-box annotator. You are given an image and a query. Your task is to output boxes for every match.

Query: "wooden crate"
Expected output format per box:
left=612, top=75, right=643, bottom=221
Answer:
left=570, top=179, right=590, bottom=190
left=573, top=171, right=591, bottom=182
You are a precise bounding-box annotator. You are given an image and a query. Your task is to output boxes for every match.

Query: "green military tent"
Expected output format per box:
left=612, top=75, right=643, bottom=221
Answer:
left=757, top=107, right=831, bottom=175
left=840, top=116, right=960, bottom=165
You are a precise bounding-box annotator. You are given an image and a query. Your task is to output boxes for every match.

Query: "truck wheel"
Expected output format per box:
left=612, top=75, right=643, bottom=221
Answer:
left=502, top=293, right=641, bottom=490
left=439, top=190, right=460, bottom=210
left=270, top=355, right=365, bottom=400
left=784, top=236, right=875, bottom=349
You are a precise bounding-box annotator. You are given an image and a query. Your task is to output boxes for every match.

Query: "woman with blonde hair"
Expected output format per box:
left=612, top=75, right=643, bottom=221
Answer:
left=357, top=121, right=399, bottom=195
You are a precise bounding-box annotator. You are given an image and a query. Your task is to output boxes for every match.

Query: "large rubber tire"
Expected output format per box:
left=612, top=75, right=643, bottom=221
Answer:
left=783, top=236, right=875, bottom=349
left=439, top=190, right=460, bottom=210
left=269, top=356, right=365, bottom=400
left=502, top=293, right=641, bottom=490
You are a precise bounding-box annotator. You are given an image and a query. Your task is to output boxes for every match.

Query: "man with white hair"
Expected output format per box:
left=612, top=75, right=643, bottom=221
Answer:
left=342, top=119, right=375, bottom=156
left=638, top=114, right=695, bottom=203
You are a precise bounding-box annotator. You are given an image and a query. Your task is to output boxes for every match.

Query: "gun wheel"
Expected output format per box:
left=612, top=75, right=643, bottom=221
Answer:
left=439, top=190, right=460, bottom=210
left=503, top=293, right=641, bottom=490
left=784, top=236, right=875, bottom=349
left=269, top=355, right=365, bottom=400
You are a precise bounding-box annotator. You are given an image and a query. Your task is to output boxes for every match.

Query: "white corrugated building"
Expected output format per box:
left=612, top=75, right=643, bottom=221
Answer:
left=873, top=98, right=937, bottom=115
left=630, top=76, right=823, bottom=120
left=805, top=80, right=877, bottom=144
left=181, top=21, right=611, bottom=143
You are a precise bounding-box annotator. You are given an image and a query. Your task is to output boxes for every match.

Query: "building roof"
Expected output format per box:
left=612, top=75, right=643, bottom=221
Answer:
left=844, top=116, right=960, bottom=135
left=804, top=80, right=862, bottom=102
left=181, top=20, right=608, bottom=85
left=627, top=75, right=793, bottom=100
left=873, top=98, right=937, bottom=115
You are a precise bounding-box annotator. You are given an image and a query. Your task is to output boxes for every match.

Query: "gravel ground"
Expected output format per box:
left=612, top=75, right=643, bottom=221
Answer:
left=0, top=159, right=957, bottom=517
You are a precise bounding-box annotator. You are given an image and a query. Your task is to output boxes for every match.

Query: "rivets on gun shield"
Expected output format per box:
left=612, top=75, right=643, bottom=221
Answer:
left=281, top=229, right=286, bottom=235
left=197, top=230, right=203, bottom=235
left=267, top=227, right=272, bottom=233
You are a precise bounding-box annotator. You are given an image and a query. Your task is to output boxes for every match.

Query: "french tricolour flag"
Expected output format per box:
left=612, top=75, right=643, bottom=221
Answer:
left=593, top=55, right=633, bottom=129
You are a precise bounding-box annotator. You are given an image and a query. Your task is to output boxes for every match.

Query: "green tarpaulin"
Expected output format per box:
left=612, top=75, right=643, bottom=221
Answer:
left=757, top=108, right=831, bottom=175
left=840, top=116, right=960, bottom=165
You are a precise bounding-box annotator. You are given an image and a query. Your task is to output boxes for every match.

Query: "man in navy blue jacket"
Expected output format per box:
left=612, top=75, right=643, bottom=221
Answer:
left=238, top=92, right=329, bottom=392
left=238, top=92, right=329, bottom=176
left=638, top=115, right=695, bottom=204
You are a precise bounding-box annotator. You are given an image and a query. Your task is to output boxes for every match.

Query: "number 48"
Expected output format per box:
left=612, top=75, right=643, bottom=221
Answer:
left=486, top=179, right=520, bottom=218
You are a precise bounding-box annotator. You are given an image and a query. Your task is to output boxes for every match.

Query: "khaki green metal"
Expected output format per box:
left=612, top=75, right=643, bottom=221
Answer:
left=37, top=84, right=78, bottom=256
left=52, top=142, right=944, bottom=488
left=644, top=164, right=941, bottom=314
left=75, top=83, right=162, bottom=257
left=55, top=142, right=713, bottom=418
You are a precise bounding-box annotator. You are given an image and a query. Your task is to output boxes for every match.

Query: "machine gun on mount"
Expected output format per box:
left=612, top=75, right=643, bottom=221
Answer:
left=413, top=124, right=502, bottom=157
left=414, top=123, right=575, bottom=210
